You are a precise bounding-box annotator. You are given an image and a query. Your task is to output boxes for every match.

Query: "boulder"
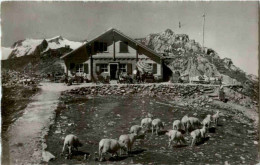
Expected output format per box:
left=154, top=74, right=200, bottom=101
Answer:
left=42, top=151, right=55, bottom=162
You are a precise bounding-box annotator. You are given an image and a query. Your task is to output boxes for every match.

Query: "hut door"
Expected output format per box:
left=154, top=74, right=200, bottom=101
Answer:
left=109, top=63, right=118, bottom=80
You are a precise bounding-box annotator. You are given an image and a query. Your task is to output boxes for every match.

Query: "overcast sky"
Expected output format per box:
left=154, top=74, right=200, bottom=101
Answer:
left=1, top=1, right=258, bottom=75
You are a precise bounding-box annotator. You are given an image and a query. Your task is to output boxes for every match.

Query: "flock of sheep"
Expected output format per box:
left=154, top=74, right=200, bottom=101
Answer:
left=61, top=110, right=221, bottom=161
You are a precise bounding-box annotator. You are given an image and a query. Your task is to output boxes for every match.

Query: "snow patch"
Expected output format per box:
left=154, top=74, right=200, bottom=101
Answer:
left=1, top=47, right=13, bottom=60
left=12, top=39, right=43, bottom=57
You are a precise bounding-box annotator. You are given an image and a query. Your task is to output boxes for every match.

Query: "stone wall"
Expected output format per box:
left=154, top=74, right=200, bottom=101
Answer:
left=64, top=84, right=218, bottom=99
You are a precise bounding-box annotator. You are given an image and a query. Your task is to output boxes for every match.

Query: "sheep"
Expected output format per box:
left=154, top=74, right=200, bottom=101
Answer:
left=119, top=133, right=138, bottom=155
left=166, top=130, right=186, bottom=147
left=141, top=118, right=153, bottom=130
left=173, top=120, right=182, bottom=131
left=212, top=110, right=220, bottom=126
left=151, top=118, right=164, bottom=135
left=200, top=125, right=207, bottom=138
left=202, top=114, right=212, bottom=129
left=62, top=134, right=83, bottom=158
left=190, top=129, right=201, bottom=146
left=98, top=139, right=126, bottom=161
left=130, top=125, right=142, bottom=135
left=147, top=113, right=154, bottom=119
left=181, top=115, right=190, bottom=131
left=188, top=117, right=201, bottom=131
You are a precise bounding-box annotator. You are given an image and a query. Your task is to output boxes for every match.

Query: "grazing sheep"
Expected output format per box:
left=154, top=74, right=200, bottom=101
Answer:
left=212, top=111, right=220, bottom=126
left=152, top=118, right=164, bottom=135
left=119, top=133, right=138, bottom=155
left=190, top=129, right=201, bottom=146
left=130, top=125, right=142, bottom=135
left=147, top=113, right=154, bottom=119
left=141, top=118, right=153, bottom=130
left=166, top=130, right=186, bottom=147
left=202, top=115, right=212, bottom=129
left=173, top=120, right=182, bottom=131
left=200, top=125, right=207, bottom=138
left=188, top=117, right=201, bottom=130
left=98, top=139, right=126, bottom=161
left=62, top=134, right=83, bottom=158
left=181, top=115, right=190, bottom=131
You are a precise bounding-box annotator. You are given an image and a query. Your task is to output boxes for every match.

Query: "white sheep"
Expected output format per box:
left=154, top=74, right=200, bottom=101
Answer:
left=130, top=125, right=142, bottom=135
left=62, top=134, right=83, bottom=158
left=98, top=139, right=126, bottom=161
left=141, top=118, right=153, bottom=130
left=200, top=125, right=207, bottom=138
left=212, top=110, right=220, bottom=126
left=181, top=115, right=190, bottom=131
left=202, top=114, right=212, bottom=129
left=173, top=120, right=182, bottom=131
left=166, top=130, right=186, bottom=147
left=147, top=113, right=154, bottom=119
left=188, top=117, right=201, bottom=131
left=119, top=133, right=138, bottom=155
left=151, top=118, right=164, bottom=135
left=190, top=129, right=201, bottom=146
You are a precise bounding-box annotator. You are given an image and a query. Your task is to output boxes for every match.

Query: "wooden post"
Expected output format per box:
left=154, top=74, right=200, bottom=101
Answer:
left=113, top=31, right=116, bottom=61
left=136, top=44, right=138, bottom=62
left=202, top=13, right=206, bottom=51
left=88, top=45, right=93, bottom=81
left=160, top=59, right=164, bottom=81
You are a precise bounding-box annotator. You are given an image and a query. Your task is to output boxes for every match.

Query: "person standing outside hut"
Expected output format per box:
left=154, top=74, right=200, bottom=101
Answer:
left=133, top=66, right=140, bottom=83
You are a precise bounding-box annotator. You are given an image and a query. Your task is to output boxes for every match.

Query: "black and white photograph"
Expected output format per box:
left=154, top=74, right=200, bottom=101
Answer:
left=1, top=1, right=259, bottom=164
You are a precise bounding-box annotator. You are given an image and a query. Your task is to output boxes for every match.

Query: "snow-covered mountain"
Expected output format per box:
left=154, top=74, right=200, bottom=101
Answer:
left=1, top=47, right=13, bottom=60
left=1, top=36, right=84, bottom=60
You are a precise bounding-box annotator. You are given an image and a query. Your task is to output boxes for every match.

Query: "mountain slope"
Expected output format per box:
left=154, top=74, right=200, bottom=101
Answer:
left=138, top=29, right=258, bottom=100
left=138, top=29, right=256, bottom=82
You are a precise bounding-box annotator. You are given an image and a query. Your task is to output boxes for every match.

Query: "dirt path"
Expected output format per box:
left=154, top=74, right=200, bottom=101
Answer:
left=3, top=83, right=92, bottom=165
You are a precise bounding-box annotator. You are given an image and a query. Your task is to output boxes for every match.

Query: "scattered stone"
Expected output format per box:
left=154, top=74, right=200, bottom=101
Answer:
left=55, top=130, right=61, bottom=134
left=108, top=121, right=116, bottom=126
left=224, top=161, right=230, bottom=165
left=240, top=156, right=245, bottom=160
left=60, top=116, right=68, bottom=120
left=42, top=151, right=55, bottom=162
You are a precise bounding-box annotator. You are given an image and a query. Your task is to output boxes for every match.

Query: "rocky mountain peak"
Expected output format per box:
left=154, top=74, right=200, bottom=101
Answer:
left=11, top=39, right=25, bottom=49
left=164, top=29, right=174, bottom=36
left=48, top=36, right=64, bottom=44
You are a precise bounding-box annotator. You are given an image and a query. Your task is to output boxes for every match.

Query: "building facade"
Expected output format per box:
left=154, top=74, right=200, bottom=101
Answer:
left=61, top=28, right=165, bottom=81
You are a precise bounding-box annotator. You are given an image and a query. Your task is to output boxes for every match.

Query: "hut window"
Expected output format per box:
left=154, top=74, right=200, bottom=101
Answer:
left=84, top=64, right=89, bottom=74
left=100, top=64, right=108, bottom=72
left=94, top=42, right=108, bottom=53
left=119, top=64, right=127, bottom=73
left=103, top=43, right=108, bottom=52
left=76, top=64, right=84, bottom=73
left=153, top=64, right=157, bottom=74
left=70, top=63, right=75, bottom=70
left=99, top=42, right=104, bottom=52
left=119, top=41, right=129, bottom=53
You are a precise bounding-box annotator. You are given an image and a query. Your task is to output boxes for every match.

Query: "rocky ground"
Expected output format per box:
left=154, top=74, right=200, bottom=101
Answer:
left=46, top=84, right=259, bottom=165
